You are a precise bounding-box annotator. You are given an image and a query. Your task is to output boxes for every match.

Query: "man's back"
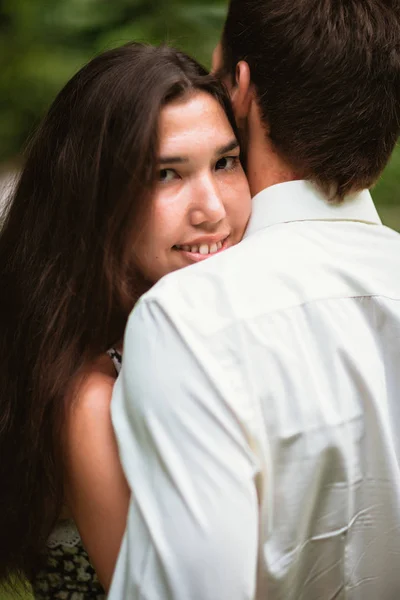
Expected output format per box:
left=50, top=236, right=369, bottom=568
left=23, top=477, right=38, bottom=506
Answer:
left=111, top=181, right=400, bottom=599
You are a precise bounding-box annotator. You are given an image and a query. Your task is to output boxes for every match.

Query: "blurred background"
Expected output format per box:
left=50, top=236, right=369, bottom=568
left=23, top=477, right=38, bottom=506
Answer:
left=1, top=0, right=400, bottom=228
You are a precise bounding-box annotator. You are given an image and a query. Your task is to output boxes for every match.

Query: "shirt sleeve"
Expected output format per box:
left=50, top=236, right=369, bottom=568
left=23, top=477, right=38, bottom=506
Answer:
left=109, top=295, right=260, bottom=600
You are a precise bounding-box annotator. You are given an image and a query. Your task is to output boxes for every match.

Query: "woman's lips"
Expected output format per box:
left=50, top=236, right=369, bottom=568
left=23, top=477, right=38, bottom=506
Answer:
left=174, top=237, right=229, bottom=262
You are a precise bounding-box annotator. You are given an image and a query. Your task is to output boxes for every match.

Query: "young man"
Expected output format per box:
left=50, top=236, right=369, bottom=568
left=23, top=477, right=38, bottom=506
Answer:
left=109, top=2, right=400, bottom=598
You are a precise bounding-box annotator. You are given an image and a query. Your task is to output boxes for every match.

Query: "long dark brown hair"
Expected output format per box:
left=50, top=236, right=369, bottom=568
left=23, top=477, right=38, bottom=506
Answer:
left=0, top=42, right=237, bottom=585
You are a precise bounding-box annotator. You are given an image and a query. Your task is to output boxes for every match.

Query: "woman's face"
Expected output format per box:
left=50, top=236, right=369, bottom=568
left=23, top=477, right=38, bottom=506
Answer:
left=134, top=91, right=252, bottom=283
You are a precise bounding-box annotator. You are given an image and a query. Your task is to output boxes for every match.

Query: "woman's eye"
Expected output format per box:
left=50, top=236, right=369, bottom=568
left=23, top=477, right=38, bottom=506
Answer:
left=215, top=156, right=239, bottom=171
left=159, top=169, right=177, bottom=183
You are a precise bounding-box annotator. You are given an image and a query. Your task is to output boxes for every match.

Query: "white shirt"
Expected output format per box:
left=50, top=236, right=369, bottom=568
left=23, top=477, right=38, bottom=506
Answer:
left=110, top=180, right=400, bottom=600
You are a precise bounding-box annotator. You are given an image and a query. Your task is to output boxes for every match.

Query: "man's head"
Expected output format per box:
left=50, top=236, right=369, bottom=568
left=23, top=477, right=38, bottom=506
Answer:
left=216, top=0, right=400, bottom=198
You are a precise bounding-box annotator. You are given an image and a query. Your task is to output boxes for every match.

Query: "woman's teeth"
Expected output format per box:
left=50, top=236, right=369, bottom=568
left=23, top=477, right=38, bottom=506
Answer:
left=175, top=241, right=223, bottom=255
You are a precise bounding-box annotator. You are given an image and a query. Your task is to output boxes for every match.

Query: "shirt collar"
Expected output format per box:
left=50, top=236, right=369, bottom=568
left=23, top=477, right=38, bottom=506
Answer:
left=244, top=180, right=382, bottom=239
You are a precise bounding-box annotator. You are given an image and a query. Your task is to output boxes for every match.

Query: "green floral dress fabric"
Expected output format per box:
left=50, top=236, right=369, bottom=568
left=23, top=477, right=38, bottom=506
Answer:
left=32, top=539, right=105, bottom=599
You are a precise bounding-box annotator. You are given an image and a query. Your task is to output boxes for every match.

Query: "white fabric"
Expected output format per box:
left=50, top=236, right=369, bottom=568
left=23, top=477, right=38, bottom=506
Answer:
left=47, top=519, right=81, bottom=549
left=110, top=180, right=400, bottom=600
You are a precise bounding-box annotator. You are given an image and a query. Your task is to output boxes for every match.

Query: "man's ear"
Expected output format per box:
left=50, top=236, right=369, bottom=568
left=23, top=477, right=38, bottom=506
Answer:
left=231, top=61, right=252, bottom=120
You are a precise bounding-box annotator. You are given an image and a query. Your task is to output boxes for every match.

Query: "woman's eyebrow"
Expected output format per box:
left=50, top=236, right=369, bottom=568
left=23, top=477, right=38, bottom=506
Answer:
left=215, top=139, right=239, bottom=156
left=158, top=139, right=239, bottom=166
left=158, top=156, right=188, bottom=165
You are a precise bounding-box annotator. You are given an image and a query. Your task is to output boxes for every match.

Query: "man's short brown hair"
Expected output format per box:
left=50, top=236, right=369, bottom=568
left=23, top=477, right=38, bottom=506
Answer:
left=222, top=0, right=400, bottom=198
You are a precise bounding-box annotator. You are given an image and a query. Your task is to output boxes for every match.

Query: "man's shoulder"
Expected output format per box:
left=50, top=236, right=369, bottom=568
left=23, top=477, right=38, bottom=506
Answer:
left=140, top=224, right=321, bottom=325
left=141, top=220, right=400, bottom=330
left=140, top=241, right=245, bottom=332
left=146, top=235, right=250, bottom=300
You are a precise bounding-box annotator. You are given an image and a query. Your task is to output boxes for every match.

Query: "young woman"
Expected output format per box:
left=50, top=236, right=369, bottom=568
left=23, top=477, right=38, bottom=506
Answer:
left=0, top=43, right=251, bottom=598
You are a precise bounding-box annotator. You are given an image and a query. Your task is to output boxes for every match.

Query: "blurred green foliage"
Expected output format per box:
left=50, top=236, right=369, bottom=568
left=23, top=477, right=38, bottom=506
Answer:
left=0, top=0, right=399, bottom=225
left=373, top=143, right=400, bottom=213
left=0, top=0, right=227, bottom=161
left=0, top=578, right=31, bottom=600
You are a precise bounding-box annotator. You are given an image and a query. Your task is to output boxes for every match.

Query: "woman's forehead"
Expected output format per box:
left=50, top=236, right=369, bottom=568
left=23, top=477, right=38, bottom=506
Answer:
left=158, top=91, right=235, bottom=158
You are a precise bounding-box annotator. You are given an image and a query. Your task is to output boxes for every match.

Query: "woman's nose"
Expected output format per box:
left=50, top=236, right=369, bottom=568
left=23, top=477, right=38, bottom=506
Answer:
left=190, top=178, right=227, bottom=226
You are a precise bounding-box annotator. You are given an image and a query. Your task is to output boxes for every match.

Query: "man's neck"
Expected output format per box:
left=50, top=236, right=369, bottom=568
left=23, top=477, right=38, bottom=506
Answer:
left=247, top=154, right=297, bottom=197
left=245, top=101, right=300, bottom=197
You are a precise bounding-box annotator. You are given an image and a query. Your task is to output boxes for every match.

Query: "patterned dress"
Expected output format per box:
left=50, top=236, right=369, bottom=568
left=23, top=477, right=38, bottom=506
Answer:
left=32, top=349, right=122, bottom=600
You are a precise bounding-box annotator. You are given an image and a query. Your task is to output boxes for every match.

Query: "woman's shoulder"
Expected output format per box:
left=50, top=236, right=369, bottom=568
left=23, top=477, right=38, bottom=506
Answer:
left=78, top=354, right=116, bottom=402
left=63, top=354, right=121, bottom=508
left=66, top=354, right=117, bottom=439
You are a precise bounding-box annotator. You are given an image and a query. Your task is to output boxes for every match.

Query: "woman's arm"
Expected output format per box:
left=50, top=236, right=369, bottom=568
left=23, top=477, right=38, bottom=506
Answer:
left=64, top=361, right=130, bottom=591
